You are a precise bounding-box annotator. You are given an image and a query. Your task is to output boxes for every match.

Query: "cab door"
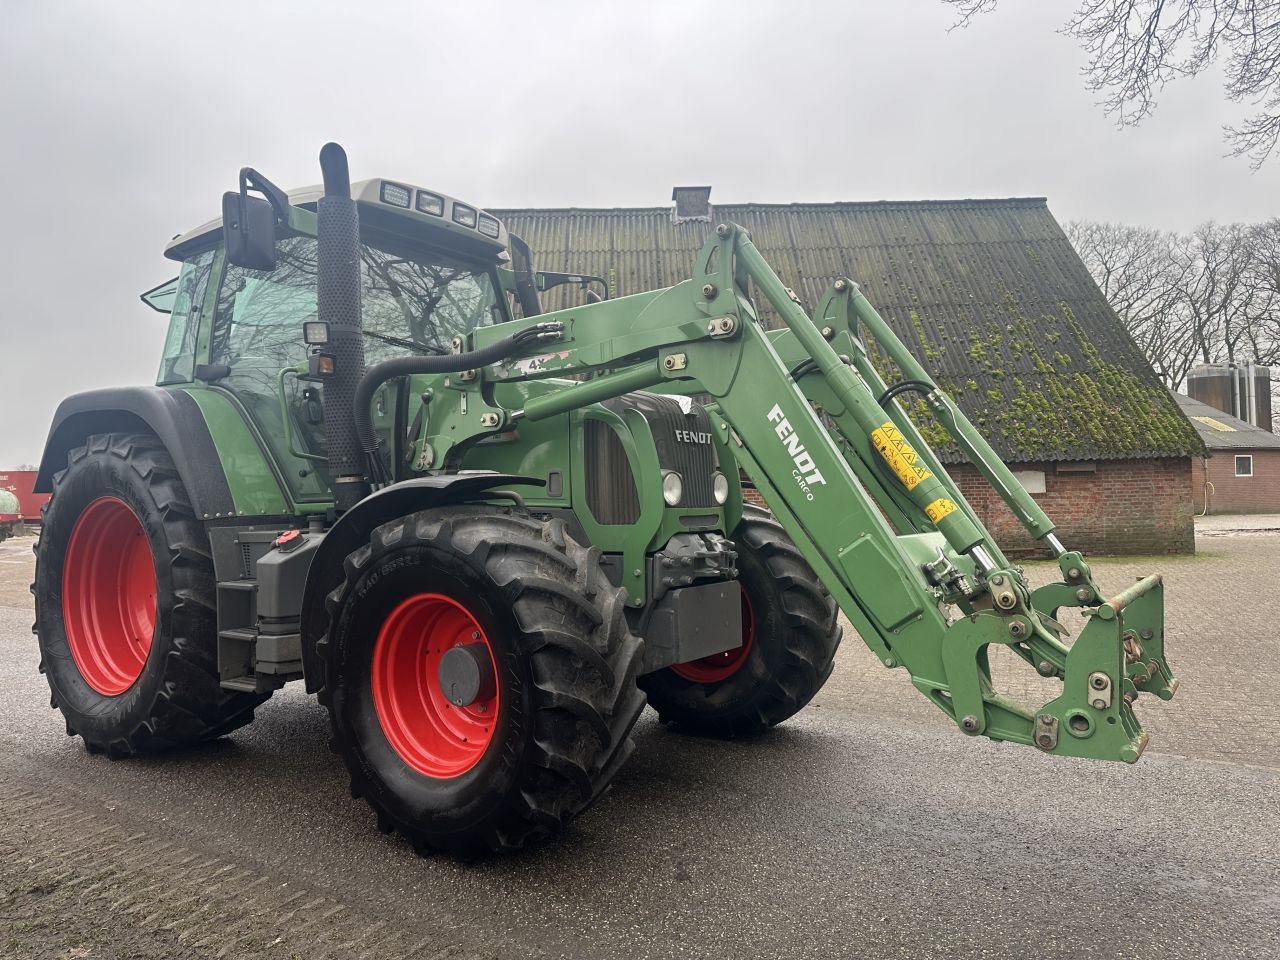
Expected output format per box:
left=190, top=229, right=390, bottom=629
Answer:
left=207, top=236, right=333, bottom=505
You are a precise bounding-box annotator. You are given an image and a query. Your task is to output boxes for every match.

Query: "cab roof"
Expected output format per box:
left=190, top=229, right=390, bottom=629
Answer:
left=164, top=178, right=509, bottom=263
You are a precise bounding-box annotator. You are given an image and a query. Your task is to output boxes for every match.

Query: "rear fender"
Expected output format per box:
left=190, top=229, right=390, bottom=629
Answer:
left=36, top=387, right=235, bottom=519
left=299, top=473, right=543, bottom=693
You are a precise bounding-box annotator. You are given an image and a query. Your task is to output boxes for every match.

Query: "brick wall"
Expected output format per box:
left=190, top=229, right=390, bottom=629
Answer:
left=742, top=457, right=1194, bottom=556
left=950, top=459, right=1193, bottom=556
left=1191, top=450, right=1280, bottom=514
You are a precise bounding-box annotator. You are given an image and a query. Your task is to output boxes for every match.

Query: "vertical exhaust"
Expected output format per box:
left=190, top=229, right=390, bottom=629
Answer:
left=316, top=142, right=371, bottom=512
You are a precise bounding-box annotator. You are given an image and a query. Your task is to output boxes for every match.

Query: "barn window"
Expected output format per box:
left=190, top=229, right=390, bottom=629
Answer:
left=1235, top=455, right=1253, bottom=477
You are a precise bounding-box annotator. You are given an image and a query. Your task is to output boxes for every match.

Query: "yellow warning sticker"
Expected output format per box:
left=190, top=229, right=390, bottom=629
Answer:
left=870, top=421, right=932, bottom=491
left=925, top=497, right=958, bottom=524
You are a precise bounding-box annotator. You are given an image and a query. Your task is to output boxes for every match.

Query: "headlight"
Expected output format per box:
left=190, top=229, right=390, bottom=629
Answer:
left=416, top=191, right=444, bottom=216
left=477, top=213, right=501, bottom=239
left=302, top=321, right=330, bottom=345
left=661, top=470, right=683, bottom=507
left=452, top=203, right=478, bottom=228
left=380, top=181, right=412, bottom=208
left=712, top=471, right=729, bottom=505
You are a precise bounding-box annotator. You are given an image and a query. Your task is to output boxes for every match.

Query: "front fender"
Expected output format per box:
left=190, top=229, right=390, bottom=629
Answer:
left=299, top=473, right=543, bottom=693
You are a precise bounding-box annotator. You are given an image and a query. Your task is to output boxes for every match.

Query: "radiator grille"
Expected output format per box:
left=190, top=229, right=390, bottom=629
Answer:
left=607, top=393, right=720, bottom=507
left=584, top=420, right=641, bottom=525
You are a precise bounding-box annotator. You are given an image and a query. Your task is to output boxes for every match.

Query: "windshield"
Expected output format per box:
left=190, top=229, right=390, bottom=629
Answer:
left=359, top=242, right=503, bottom=359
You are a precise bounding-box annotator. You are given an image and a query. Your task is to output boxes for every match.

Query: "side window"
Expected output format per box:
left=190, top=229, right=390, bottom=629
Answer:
left=211, top=236, right=330, bottom=503
left=155, top=251, right=214, bottom=385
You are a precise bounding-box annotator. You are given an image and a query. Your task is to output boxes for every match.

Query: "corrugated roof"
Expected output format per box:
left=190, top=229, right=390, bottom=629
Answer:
left=1172, top=393, right=1280, bottom=450
left=490, top=198, right=1204, bottom=463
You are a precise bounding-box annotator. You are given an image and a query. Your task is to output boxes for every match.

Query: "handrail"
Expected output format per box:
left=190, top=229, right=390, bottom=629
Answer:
left=277, top=367, right=328, bottom=463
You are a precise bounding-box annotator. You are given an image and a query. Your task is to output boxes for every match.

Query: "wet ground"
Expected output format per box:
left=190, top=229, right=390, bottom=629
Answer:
left=1, top=531, right=1276, bottom=959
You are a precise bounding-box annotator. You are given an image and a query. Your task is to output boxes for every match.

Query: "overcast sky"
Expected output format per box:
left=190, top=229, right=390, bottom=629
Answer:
left=1, top=0, right=1275, bottom=466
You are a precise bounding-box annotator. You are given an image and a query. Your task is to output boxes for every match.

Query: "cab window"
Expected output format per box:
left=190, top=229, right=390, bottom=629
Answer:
left=155, top=250, right=214, bottom=385
left=209, top=234, right=502, bottom=502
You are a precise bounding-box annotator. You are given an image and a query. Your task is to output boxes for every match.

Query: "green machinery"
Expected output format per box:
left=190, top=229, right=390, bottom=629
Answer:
left=32, top=144, right=1176, bottom=854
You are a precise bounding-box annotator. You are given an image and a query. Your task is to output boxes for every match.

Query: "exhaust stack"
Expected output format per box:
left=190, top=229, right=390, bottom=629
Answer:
left=316, top=143, right=371, bottom=512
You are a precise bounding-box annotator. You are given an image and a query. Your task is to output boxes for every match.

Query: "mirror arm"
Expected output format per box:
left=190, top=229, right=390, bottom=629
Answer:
left=239, top=167, right=291, bottom=221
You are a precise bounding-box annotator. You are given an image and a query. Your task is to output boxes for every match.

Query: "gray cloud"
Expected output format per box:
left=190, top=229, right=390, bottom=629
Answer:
left=2, top=0, right=1275, bottom=465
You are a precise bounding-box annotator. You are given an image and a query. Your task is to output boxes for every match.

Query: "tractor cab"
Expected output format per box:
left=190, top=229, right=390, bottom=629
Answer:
left=149, top=179, right=514, bottom=503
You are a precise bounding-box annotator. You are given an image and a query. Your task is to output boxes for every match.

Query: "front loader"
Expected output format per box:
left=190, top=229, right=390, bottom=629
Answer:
left=32, top=144, right=1176, bottom=854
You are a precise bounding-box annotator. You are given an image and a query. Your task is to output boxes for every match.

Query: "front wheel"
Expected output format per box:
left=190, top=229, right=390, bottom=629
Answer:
left=320, top=506, right=646, bottom=855
left=639, top=504, right=842, bottom=737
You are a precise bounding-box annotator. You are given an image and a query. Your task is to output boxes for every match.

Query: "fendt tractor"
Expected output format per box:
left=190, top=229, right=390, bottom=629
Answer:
left=32, top=144, right=1177, bottom=854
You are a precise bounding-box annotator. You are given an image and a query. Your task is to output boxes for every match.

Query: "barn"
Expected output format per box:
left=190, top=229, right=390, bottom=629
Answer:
left=1174, top=392, right=1280, bottom=515
left=491, top=192, right=1204, bottom=555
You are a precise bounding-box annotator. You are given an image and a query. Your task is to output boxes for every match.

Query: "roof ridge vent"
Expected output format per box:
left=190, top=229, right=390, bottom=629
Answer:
left=671, top=185, right=712, bottom=224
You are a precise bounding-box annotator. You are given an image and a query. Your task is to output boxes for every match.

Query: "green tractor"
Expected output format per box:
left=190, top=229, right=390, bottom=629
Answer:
left=32, top=144, right=1177, bottom=854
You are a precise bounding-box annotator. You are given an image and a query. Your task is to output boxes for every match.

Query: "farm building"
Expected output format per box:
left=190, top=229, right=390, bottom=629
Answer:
left=1174, top=393, right=1280, bottom=515
left=492, top=193, right=1205, bottom=555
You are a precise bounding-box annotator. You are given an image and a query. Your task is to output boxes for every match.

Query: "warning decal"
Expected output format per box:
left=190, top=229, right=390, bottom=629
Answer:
left=925, top=497, right=958, bottom=524
left=870, top=421, right=932, bottom=491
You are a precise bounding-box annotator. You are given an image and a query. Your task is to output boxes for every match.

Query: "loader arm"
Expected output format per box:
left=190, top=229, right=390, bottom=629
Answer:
left=418, top=222, right=1177, bottom=763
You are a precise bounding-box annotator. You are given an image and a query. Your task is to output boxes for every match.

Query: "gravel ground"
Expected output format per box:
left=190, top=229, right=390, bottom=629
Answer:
left=1, top=531, right=1276, bottom=959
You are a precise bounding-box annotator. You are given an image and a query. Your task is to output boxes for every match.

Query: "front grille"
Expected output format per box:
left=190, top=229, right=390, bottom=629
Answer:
left=606, top=393, right=720, bottom=507
left=584, top=420, right=641, bottom=525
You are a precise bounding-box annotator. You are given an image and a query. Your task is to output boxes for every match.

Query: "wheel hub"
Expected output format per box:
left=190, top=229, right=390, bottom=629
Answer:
left=437, top=642, right=495, bottom=708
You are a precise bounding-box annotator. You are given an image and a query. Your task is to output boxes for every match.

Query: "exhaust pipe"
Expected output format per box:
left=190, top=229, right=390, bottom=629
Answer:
left=316, top=143, right=371, bottom=512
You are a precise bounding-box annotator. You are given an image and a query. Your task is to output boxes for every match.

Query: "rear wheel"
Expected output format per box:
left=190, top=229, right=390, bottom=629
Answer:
left=640, top=504, right=842, bottom=737
left=320, top=505, right=646, bottom=855
left=33, top=433, right=268, bottom=755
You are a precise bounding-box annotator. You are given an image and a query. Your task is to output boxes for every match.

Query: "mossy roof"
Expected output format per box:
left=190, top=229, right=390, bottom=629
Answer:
left=490, top=198, right=1204, bottom=463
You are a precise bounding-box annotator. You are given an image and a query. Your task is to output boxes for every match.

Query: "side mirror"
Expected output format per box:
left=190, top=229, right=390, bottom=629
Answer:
left=222, top=191, right=277, bottom=271
left=508, top=233, right=543, bottom=318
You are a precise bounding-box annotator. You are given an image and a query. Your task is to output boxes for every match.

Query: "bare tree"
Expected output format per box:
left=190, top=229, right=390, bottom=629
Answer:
left=943, top=1, right=1280, bottom=167
left=1179, top=221, right=1273, bottom=366
left=1070, top=217, right=1280, bottom=391
left=1067, top=220, right=1194, bottom=381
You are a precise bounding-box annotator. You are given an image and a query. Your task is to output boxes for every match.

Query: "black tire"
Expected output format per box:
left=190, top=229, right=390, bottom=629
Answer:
left=33, top=433, right=268, bottom=756
left=320, top=505, right=646, bottom=855
left=639, top=503, right=842, bottom=737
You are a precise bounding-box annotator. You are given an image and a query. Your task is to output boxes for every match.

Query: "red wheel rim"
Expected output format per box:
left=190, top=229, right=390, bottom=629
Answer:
left=671, top=587, right=755, bottom=684
left=62, top=497, right=157, bottom=696
left=371, top=593, right=500, bottom=778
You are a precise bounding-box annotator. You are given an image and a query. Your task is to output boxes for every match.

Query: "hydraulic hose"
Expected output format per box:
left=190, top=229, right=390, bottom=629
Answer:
left=353, top=322, right=562, bottom=453
left=876, top=379, right=936, bottom=408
